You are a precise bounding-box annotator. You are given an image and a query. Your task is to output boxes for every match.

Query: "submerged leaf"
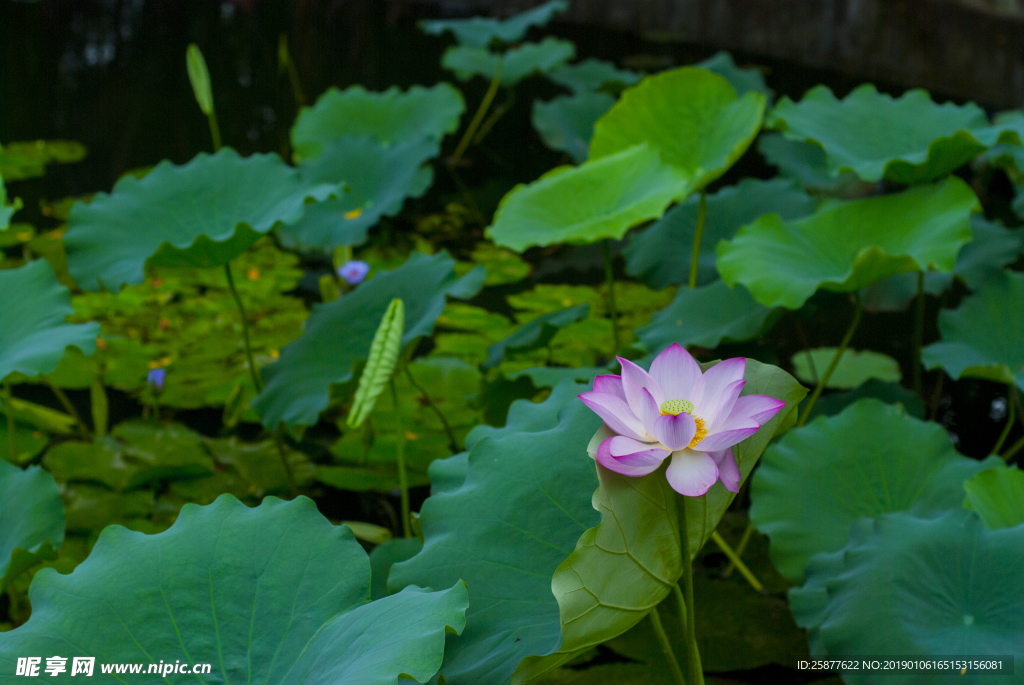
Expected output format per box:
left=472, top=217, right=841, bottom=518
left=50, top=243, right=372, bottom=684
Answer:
left=0, top=495, right=469, bottom=684
left=751, top=398, right=1000, bottom=584
left=65, top=148, right=337, bottom=291
left=717, top=177, right=979, bottom=309
left=922, top=270, right=1024, bottom=391
left=347, top=298, right=405, bottom=428
left=0, top=140, right=87, bottom=181
left=590, top=67, right=766, bottom=190
left=0, top=261, right=99, bottom=382
left=253, top=252, right=485, bottom=428
left=487, top=143, right=691, bottom=252
left=484, top=304, right=590, bottom=368
left=291, top=83, right=464, bottom=160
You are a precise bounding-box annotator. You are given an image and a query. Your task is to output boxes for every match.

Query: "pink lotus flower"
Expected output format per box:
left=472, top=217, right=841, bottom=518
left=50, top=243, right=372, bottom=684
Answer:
left=578, top=344, right=785, bottom=497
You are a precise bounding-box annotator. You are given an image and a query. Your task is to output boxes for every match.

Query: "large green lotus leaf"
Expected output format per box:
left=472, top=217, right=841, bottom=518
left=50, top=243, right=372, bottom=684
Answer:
left=792, top=347, right=901, bottom=389
left=964, top=466, right=1024, bottom=530
left=421, top=0, right=567, bottom=48
left=625, top=178, right=817, bottom=289
left=0, top=461, right=64, bottom=593
left=486, top=144, right=691, bottom=252
left=750, top=398, right=1001, bottom=584
left=517, top=361, right=805, bottom=681
left=717, top=177, right=979, bottom=309
left=389, top=382, right=603, bottom=685
left=253, top=251, right=485, bottom=428
left=635, top=280, right=775, bottom=352
left=695, top=51, right=773, bottom=100
left=278, top=136, right=438, bottom=252
left=757, top=132, right=870, bottom=197
left=0, top=495, right=468, bottom=684
left=860, top=215, right=1024, bottom=312
left=290, top=83, right=465, bottom=160
left=369, top=538, right=422, bottom=601
left=0, top=260, right=99, bottom=382
left=0, top=140, right=87, bottom=181
left=534, top=663, right=673, bottom=685
left=589, top=67, right=766, bottom=190
left=442, top=38, right=576, bottom=86
left=547, top=58, right=641, bottom=94
left=65, top=149, right=337, bottom=291
left=922, top=270, right=1024, bottom=391
left=790, top=510, right=1024, bottom=684
left=532, top=92, right=615, bottom=163
left=766, top=84, right=1024, bottom=184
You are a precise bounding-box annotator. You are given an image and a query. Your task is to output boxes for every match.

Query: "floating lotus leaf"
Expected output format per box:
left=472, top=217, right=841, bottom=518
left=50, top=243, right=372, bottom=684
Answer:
left=635, top=280, right=775, bottom=352
left=0, top=495, right=468, bottom=684
left=0, top=461, right=64, bottom=593
left=442, top=37, right=576, bottom=85
left=278, top=136, right=438, bottom=252
left=717, top=177, right=979, bottom=309
left=792, top=347, right=901, bottom=389
left=390, top=382, right=602, bottom=685
left=517, top=361, right=804, bottom=681
left=695, top=51, right=773, bottom=99
left=486, top=143, right=691, bottom=252
left=789, top=510, right=1024, bottom=684
left=547, top=58, right=642, bottom=94
left=589, top=67, right=766, bottom=191
left=532, top=92, right=615, bottom=163
left=922, top=270, right=1024, bottom=391
left=767, top=83, right=1024, bottom=184
left=421, top=0, right=568, bottom=48
left=0, top=421, right=49, bottom=465
left=751, top=398, right=1000, bottom=584
left=0, top=140, right=87, bottom=181
left=291, top=83, right=464, bottom=160
left=803, top=379, right=925, bottom=424
left=253, top=251, right=485, bottom=428
left=0, top=261, right=99, bottom=382
left=757, top=132, right=870, bottom=197
left=625, top=178, right=817, bottom=289
left=65, top=148, right=337, bottom=291
left=964, top=466, right=1024, bottom=529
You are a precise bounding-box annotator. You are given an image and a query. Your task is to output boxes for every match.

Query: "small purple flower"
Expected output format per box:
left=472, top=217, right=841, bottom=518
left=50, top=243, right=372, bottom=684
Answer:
left=338, top=260, right=370, bottom=285
left=147, top=368, right=166, bottom=392
left=578, top=343, right=786, bottom=497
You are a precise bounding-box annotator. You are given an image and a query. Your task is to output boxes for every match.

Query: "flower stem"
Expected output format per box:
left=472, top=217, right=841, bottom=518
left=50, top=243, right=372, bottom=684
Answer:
left=722, top=521, right=754, bottom=579
left=391, top=379, right=412, bottom=537
left=912, top=270, right=926, bottom=395
left=207, top=109, right=222, bottom=153
left=677, top=498, right=704, bottom=685
left=1003, top=433, right=1024, bottom=462
left=271, top=429, right=299, bottom=497
left=406, top=366, right=460, bottom=453
left=224, top=262, right=263, bottom=393
left=601, top=239, right=620, bottom=356
left=994, top=382, right=1017, bottom=457
left=648, top=605, right=686, bottom=685
left=798, top=296, right=863, bottom=428
left=45, top=378, right=90, bottom=441
left=687, top=191, right=707, bottom=289
left=449, top=56, right=504, bottom=167
left=3, top=381, right=17, bottom=461
left=711, top=530, right=763, bottom=591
